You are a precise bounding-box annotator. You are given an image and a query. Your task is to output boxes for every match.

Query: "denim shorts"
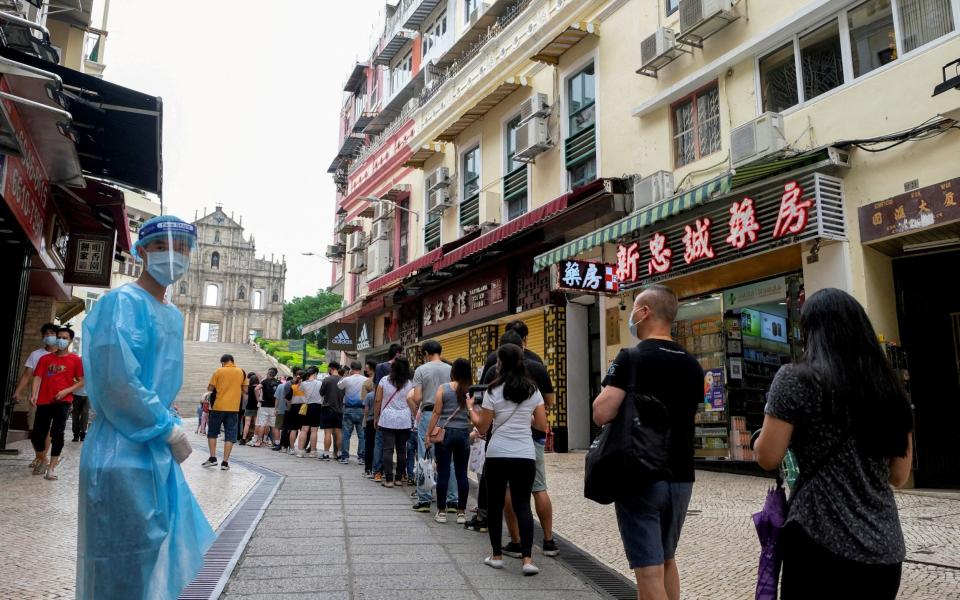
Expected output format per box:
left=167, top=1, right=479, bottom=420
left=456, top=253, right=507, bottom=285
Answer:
left=614, top=481, right=693, bottom=569
left=207, top=410, right=239, bottom=442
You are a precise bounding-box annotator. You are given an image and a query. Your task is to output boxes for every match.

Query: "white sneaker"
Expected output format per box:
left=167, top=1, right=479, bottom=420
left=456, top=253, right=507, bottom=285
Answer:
left=522, top=563, right=540, bottom=576
left=456, top=513, right=467, bottom=524
left=483, top=557, right=503, bottom=569
left=286, top=448, right=295, bottom=455
left=296, top=450, right=305, bottom=458
left=434, top=512, right=447, bottom=524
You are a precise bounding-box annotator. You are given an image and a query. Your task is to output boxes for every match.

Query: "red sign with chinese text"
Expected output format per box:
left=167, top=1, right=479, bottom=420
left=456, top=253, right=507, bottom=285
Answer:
left=421, top=267, right=508, bottom=336
left=0, top=77, right=50, bottom=253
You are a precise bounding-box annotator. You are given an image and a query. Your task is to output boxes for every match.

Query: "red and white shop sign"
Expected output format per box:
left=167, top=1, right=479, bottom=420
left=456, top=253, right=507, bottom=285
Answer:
left=616, top=179, right=823, bottom=285
left=0, top=77, right=51, bottom=253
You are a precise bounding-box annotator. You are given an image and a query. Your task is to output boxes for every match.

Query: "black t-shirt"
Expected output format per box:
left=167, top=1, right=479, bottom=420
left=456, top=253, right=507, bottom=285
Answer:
left=260, top=377, right=278, bottom=408
left=602, top=340, right=703, bottom=483
left=245, top=385, right=259, bottom=411
left=479, top=348, right=544, bottom=385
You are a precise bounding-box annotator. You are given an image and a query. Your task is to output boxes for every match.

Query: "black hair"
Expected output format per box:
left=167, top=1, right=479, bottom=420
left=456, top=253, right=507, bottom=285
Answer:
left=365, top=359, right=378, bottom=373
left=220, top=354, right=234, bottom=364
left=421, top=339, right=442, bottom=356
left=328, top=361, right=341, bottom=374
left=450, top=358, right=473, bottom=409
left=798, top=288, right=912, bottom=458
left=267, top=367, right=278, bottom=377
left=248, top=372, right=260, bottom=386
left=499, top=330, right=524, bottom=348
left=292, top=367, right=302, bottom=375
left=305, top=366, right=320, bottom=379
left=350, top=360, right=362, bottom=371
left=58, top=326, right=75, bottom=340
left=389, top=356, right=412, bottom=389
left=388, top=343, right=403, bottom=359
left=506, top=321, right=529, bottom=339
left=40, top=322, right=58, bottom=336
left=491, top=343, right=535, bottom=404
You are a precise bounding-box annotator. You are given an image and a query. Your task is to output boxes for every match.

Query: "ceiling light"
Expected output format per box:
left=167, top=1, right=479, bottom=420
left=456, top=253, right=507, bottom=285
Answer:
left=0, top=228, right=12, bottom=233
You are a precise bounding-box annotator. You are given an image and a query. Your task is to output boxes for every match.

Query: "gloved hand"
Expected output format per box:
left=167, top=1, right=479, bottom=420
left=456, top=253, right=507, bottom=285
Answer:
left=166, top=425, right=192, bottom=464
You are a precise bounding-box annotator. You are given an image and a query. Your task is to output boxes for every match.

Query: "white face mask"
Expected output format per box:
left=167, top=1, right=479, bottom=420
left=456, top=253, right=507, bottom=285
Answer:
left=146, top=251, right=190, bottom=286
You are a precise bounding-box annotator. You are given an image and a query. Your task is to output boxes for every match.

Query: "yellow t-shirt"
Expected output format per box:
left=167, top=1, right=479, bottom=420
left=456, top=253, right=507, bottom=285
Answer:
left=209, top=364, right=246, bottom=412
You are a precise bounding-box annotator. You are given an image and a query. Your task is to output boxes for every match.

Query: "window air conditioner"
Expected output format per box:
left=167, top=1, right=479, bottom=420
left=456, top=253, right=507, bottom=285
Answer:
left=373, top=217, right=393, bottom=241
left=480, top=191, right=501, bottom=228
left=373, top=200, right=388, bottom=221
left=348, top=248, right=367, bottom=274
left=679, top=0, right=735, bottom=41
left=730, top=112, right=787, bottom=168
left=427, top=187, right=452, bottom=215
left=519, top=93, right=550, bottom=124
left=514, top=117, right=551, bottom=161
left=640, top=27, right=678, bottom=72
left=427, top=166, right=450, bottom=192
left=325, top=244, right=345, bottom=261
left=633, top=171, right=675, bottom=211
left=347, top=230, right=367, bottom=253
left=366, top=238, right=393, bottom=280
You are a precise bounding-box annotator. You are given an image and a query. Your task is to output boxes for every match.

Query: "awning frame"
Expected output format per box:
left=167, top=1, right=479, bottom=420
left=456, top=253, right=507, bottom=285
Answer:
left=530, top=21, right=599, bottom=65
left=435, top=77, right=527, bottom=142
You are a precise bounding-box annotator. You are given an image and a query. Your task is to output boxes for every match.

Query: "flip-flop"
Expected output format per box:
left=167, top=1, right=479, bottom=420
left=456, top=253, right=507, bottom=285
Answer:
left=43, top=471, right=58, bottom=481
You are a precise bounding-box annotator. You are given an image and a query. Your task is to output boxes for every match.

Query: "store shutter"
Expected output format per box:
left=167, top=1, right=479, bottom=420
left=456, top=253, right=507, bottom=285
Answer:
left=440, top=331, right=471, bottom=365
left=523, top=312, right=546, bottom=361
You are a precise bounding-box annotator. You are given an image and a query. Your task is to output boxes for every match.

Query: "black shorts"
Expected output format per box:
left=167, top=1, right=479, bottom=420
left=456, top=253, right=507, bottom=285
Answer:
left=304, top=403, right=323, bottom=428
left=285, top=405, right=303, bottom=430
left=320, top=406, right=343, bottom=429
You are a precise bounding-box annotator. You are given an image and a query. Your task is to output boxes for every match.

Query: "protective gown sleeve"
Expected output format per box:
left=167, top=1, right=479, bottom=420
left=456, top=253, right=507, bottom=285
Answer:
left=83, top=291, right=174, bottom=442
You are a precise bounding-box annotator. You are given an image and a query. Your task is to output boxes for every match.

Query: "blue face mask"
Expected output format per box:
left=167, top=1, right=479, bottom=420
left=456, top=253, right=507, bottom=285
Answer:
left=43, top=335, right=57, bottom=347
left=56, top=338, right=70, bottom=350
left=146, top=251, right=190, bottom=286
left=628, top=310, right=641, bottom=339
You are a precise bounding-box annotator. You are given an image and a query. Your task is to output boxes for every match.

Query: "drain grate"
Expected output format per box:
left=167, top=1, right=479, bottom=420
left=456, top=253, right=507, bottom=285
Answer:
left=533, top=523, right=637, bottom=600
left=178, top=458, right=283, bottom=600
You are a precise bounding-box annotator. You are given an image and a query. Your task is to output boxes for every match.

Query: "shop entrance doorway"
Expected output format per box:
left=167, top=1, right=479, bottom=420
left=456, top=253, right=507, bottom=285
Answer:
left=894, top=250, right=960, bottom=488
left=587, top=301, right=602, bottom=442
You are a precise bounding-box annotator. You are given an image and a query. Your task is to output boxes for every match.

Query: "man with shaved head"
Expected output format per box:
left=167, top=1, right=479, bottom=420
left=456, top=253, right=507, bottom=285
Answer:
left=592, top=284, right=703, bottom=600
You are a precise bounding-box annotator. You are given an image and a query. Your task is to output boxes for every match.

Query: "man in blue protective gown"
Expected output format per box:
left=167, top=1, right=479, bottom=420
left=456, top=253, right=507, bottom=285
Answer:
left=78, top=215, right=215, bottom=600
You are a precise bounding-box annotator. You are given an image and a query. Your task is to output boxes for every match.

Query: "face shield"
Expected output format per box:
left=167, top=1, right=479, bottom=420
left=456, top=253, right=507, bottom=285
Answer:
left=133, top=218, right=197, bottom=286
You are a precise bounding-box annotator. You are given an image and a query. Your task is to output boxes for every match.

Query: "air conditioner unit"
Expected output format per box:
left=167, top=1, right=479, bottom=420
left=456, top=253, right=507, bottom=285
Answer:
left=373, top=200, right=388, bottom=221
left=366, top=238, right=393, bottom=279
left=325, top=244, right=345, bottom=261
left=372, top=217, right=393, bottom=241
left=480, top=191, right=501, bottom=227
left=347, top=230, right=367, bottom=253
left=640, top=27, right=678, bottom=72
left=347, top=249, right=367, bottom=274
left=427, top=166, right=450, bottom=192
left=514, top=117, right=551, bottom=161
left=731, top=112, right=787, bottom=168
left=519, top=93, right=550, bottom=123
left=633, top=171, right=675, bottom=211
left=679, top=0, right=735, bottom=42
left=427, top=187, right=452, bottom=214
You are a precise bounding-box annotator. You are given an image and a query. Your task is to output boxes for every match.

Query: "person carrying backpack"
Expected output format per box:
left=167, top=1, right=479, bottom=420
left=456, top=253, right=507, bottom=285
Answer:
left=592, top=285, right=702, bottom=600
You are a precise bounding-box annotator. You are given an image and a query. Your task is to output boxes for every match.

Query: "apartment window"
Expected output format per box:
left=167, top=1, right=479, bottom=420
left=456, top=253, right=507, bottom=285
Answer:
left=566, top=63, right=598, bottom=189
left=848, top=0, right=898, bottom=76
left=211, top=251, right=220, bottom=269
left=424, top=211, right=441, bottom=251
left=504, top=115, right=528, bottom=220
left=351, top=273, right=360, bottom=302
left=391, top=51, right=412, bottom=95
left=398, top=201, right=409, bottom=266
left=423, top=11, right=447, bottom=57
left=461, top=146, right=481, bottom=230
left=465, top=0, right=481, bottom=21
left=667, top=0, right=679, bottom=16
left=898, top=0, right=955, bottom=52
left=672, top=84, right=721, bottom=167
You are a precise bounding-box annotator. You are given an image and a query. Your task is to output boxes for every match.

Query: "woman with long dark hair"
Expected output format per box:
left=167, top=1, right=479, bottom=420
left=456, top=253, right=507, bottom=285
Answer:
left=755, top=288, right=913, bottom=599
left=426, top=358, right=473, bottom=524
left=374, top=356, right=415, bottom=487
left=241, top=372, right=261, bottom=445
left=470, top=343, right=548, bottom=575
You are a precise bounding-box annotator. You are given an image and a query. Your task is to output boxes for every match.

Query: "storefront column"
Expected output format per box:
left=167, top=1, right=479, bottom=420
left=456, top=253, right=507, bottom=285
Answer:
left=801, top=240, right=854, bottom=296
left=565, top=303, right=591, bottom=451
left=545, top=306, right=568, bottom=452
left=468, top=325, right=498, bottom=379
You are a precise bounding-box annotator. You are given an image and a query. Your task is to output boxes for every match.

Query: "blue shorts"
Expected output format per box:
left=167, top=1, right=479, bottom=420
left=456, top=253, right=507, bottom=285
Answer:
left=614, top=481, right=693, bottom=569
left=207, top=410, right=239, bottom=442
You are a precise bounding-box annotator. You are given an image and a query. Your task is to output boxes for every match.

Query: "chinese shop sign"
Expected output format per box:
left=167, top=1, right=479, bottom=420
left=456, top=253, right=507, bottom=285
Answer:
left=63, top=231, right=116, bottom=287
left=615, top=173, right=844, bottom=287
left=422, top=268, right=507, bottom=336
left=551, top=260, right=619, bottom=294
left=859, top=177, right=960, bottom=243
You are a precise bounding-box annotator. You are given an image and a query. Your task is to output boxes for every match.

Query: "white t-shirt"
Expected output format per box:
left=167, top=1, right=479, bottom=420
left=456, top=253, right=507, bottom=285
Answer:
left=378, top=378, right=414, bottom=430
left=298, top=380, right=323, bottom=404
left=338, top=373, right=368, bottom=408
left=482, top=385, right=543, bottom=460
left=25, top=348, right=50, bottom=370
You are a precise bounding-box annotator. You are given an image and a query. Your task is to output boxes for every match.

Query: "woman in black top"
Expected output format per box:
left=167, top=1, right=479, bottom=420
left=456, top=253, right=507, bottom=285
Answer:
left=241, top=372, right=260, bottom=445
left=755, top=288, right=913, bottom=599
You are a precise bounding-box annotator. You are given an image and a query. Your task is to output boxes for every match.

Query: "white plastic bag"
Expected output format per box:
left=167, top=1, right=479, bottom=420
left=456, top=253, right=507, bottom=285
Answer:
left=416, top=447, right=436, bottom=490
left=469, top=438, right=486, bottom=475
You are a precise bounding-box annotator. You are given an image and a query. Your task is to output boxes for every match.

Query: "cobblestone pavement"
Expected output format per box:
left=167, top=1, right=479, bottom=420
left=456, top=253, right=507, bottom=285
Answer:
left=217, top=439, right=606, bottom=600
left=543, top=451, right=960, bottom=600
left=0, top=435, right=258, bottom=600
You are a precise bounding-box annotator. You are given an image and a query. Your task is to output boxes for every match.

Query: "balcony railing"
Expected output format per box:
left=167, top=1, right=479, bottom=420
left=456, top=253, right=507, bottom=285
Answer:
left=419, top=0, right=533, bottom=106
left=347, top=96, right=420, bottom=175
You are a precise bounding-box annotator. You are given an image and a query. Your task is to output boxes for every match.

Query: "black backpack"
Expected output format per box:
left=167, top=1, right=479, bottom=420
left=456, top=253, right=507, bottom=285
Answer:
left=584, top=346, right=672, bottom=504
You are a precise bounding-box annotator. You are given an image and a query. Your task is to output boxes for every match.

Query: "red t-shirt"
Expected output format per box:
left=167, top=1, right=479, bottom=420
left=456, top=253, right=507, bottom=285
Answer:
left=35, top=352, right=84, bottom=405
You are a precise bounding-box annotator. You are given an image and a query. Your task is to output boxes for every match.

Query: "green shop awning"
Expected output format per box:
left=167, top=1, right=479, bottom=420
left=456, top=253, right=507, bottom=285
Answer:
left=731, top=148, right=831, bottom=188
left=532, top=174, right=732, bottom=272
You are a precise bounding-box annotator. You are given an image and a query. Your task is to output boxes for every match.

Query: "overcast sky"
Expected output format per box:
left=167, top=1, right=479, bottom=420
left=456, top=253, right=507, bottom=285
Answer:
left=99, top=0, right=386, bottom=300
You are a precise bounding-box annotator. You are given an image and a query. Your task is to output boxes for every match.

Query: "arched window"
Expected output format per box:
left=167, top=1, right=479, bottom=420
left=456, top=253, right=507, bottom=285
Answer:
left=214, top=229, right=221, bottom=243
left=179, top=282, right=187, bottom=295
left=272, top=290, right=279, bottom=303
left=204, top=284, right=219, bottom=306
left=211, top=251, right=220, bottom=269
left=253, top=290, right=263, bottom=310
left=238, top=285, right=246, bottom=300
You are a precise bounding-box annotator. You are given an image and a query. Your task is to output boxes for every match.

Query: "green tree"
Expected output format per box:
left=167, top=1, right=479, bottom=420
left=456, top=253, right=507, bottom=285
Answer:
left=282, top=290, right=343, bottom=346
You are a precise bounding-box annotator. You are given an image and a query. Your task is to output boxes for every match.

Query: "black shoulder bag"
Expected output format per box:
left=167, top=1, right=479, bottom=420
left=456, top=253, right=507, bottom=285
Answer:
left=584, top=346, right=672, bottom=505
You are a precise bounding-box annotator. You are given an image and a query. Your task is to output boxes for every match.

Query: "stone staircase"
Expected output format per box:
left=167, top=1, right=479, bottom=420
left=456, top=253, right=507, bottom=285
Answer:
left=176, top=341, right=281, bottom=415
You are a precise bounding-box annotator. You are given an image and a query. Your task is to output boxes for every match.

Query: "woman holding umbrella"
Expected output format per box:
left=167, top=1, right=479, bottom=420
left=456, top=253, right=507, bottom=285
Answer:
left=754, top=288, right=913, bottom=599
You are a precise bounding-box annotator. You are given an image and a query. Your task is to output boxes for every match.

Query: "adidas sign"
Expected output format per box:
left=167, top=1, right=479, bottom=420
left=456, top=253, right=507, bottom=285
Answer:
left=357, top=324, right=371, bottom=351
left=332, top=330, right=353, bottom=345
